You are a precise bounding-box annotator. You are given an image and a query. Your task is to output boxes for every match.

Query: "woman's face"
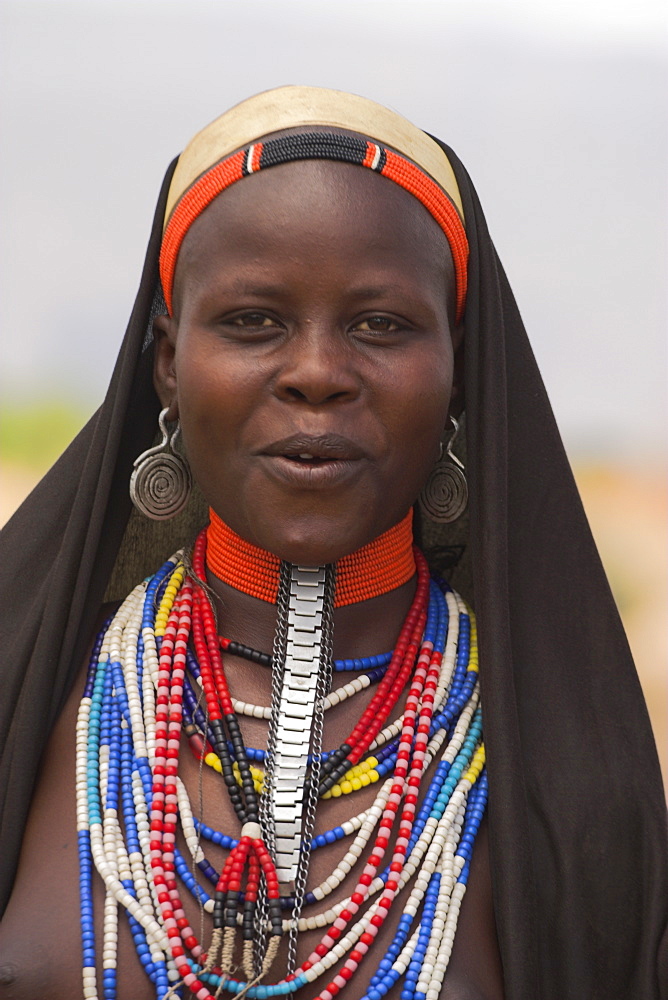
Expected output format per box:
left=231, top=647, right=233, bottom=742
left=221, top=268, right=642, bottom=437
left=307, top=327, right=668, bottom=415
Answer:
left=154, top=157, right=462, bottom=565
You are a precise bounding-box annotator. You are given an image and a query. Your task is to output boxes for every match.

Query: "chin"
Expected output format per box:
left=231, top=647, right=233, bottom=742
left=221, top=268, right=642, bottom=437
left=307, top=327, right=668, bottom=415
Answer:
left=266, top=530, right=359, bottom=567
left=245, top=509, right=379, bottom=566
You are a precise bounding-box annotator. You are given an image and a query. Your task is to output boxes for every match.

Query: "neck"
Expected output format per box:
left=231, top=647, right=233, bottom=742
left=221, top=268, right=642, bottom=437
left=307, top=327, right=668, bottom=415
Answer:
left=205, top=508, right=416, bottom=608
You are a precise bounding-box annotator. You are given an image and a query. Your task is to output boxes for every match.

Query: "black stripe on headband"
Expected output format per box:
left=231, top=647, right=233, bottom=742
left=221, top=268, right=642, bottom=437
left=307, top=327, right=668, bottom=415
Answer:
left=242, top=133, right=387, bottom=176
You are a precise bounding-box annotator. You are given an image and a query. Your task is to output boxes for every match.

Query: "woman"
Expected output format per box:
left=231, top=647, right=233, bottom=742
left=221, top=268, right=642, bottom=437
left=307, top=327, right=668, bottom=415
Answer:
left=0, top=87, right=665, bottom=1000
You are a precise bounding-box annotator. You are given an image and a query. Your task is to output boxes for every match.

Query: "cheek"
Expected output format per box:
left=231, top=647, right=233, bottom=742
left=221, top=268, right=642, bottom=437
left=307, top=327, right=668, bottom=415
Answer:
left=384, top=351, right=454, bottom=484
left=172, top=338, right=241, bottom=459
left=407, top=342, right=454, bottom=418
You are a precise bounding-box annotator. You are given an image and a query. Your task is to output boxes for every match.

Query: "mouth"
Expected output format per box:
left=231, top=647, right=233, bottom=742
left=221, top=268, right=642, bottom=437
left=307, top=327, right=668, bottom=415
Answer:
left=262, top=433, right=367, bottom=463
left=259, top=434, right=366, bottom=488
left=280, top=453, right=345, bottom=470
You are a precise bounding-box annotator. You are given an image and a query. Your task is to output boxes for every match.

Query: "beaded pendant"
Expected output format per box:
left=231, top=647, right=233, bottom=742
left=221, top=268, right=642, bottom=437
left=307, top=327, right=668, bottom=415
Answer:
left=76, top=530, right=486, bottom=1000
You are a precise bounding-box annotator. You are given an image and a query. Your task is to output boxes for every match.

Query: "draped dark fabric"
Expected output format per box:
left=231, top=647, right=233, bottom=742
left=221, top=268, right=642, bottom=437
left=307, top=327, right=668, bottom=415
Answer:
left=0, top=137, right=666, bottom=1000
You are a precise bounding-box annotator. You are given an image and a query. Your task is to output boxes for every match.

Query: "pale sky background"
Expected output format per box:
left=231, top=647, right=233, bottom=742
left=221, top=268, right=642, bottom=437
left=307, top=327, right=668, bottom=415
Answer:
left=1, top=0, right=666, bottom=460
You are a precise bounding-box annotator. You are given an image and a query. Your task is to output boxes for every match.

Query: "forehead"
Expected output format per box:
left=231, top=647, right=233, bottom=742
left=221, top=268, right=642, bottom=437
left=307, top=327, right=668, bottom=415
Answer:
left=178, top=154, right=453, bottom=278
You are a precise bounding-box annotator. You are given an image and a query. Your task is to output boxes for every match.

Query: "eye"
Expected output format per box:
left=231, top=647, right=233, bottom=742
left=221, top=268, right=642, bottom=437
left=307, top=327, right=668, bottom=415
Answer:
left=230, top=312, right=278, bottom=328
left=350, top=314, right=413, bottom=343
left=219, top=310, right=286, bottom=341
left=352, top=316, right=401, bottom=334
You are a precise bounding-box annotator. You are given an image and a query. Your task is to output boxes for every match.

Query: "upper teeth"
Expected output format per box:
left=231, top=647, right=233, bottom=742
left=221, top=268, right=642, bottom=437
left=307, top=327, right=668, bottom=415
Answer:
left=298, top=453, right=315, bottom=459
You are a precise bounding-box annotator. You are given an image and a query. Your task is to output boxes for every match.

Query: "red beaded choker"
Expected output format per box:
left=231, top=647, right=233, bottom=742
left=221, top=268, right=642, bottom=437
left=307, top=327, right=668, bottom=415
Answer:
left=206, top=508, right=416, bottom=607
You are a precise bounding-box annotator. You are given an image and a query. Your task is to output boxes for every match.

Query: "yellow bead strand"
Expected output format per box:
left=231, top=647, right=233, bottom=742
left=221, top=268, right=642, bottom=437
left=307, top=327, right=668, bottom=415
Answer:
left=464, top=743, right=486, bottom=784
left=203, top=752, right=264, bottom=793
left=468, top=609, right=479, bottom=674
left=321, top=756, right=380, bottom=799
left=154, top=563, right=186, bottom=636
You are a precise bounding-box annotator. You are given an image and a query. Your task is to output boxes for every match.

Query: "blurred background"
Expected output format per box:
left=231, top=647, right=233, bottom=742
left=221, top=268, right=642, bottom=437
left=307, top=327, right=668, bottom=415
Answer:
left=1, top=0, right=666, bottom=784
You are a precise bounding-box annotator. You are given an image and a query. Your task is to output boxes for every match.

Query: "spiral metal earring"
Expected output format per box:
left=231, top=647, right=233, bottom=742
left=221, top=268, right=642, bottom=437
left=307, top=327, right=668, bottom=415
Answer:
left=129, top=408, right=191, bottom=520
left=419, top=416, right=468, bottom=523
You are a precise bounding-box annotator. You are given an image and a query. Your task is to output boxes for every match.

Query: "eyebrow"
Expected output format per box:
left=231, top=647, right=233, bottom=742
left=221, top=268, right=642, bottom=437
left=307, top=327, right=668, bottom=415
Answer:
left=340, top=286, right=409, bottom=300
left=222, top=281, right=288, bottom=297
left=221, top=281, right=414, bottom=300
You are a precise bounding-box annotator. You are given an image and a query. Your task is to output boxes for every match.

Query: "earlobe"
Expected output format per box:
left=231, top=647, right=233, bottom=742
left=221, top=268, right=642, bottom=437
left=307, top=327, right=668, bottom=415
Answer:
left=152, top=314, right=179, bottom=419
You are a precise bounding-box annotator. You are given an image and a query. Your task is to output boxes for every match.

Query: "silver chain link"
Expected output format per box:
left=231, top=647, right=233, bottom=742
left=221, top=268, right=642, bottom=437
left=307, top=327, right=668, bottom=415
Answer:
left=287, top=563, right=335, bottom=973
left=253, top=561, right=335, bottom=976
left=254, top=561, right=291, bottom=972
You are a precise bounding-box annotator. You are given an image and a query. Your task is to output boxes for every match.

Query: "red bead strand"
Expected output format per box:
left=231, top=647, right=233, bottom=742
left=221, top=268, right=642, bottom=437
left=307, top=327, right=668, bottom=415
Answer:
left=148, top=582, right=218, bottom=999
left=192, top=530, right=283, bottom=960
left=345, top=551, right=429, bottom=765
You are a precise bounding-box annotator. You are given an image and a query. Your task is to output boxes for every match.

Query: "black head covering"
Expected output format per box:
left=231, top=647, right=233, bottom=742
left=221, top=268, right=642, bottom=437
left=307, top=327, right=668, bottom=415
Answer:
left=0, top=119, right=666, bottom=999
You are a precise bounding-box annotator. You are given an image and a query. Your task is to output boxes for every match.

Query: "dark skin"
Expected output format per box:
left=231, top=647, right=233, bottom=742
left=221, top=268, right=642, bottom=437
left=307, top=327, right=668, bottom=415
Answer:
left=0, top=147, right=503, bottom=999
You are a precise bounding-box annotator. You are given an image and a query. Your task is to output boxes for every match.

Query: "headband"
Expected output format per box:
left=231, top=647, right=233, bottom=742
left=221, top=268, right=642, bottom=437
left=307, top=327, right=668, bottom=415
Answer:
left=160, top=131, right=468, bottom=320
left=160, top=86, right=468, bottom=321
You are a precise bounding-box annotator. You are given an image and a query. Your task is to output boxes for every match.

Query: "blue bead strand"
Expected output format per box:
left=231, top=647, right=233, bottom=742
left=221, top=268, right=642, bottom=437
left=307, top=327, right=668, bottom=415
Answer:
left=78, top=626, right=108, bottom=989
left=400, top=870, right=442, bottom=1000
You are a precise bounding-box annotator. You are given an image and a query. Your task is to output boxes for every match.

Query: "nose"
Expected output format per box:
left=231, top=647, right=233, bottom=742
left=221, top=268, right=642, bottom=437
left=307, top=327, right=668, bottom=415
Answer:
left=273, top=326, right=361, bottom=406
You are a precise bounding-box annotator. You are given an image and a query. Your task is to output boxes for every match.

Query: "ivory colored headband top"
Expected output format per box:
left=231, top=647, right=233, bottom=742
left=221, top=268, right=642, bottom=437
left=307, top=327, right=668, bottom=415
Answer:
left=164, top=85, right=465, bottom=226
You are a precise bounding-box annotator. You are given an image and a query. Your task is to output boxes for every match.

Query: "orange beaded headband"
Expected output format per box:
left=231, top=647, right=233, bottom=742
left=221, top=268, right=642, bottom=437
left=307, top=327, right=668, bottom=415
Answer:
left=160, top=130, right=468, bottom=322
left=206, top=508, right=416, bottom=607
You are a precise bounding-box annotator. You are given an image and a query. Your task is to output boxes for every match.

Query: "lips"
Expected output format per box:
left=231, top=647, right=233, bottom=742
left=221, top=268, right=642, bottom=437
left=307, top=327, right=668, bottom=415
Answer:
left=258, top=433, right=367, bottom=488
left=261, top=433, right=367, bottom=462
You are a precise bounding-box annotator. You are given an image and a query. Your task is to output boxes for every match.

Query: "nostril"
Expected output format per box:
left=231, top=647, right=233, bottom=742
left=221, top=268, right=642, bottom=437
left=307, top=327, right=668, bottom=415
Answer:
left=282, top=385, right=351, bottom=404
left=286, top=386, right=306, bottom=398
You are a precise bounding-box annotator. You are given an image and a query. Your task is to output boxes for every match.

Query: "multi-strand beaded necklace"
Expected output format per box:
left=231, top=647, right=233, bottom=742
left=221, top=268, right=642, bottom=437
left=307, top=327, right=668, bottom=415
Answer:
left=76, top=517, right=486, bottom=1000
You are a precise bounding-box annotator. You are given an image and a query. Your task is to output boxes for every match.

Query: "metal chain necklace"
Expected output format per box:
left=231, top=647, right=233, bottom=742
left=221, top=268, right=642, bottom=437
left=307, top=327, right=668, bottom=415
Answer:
left=258, top=562, right=335, bottom=975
